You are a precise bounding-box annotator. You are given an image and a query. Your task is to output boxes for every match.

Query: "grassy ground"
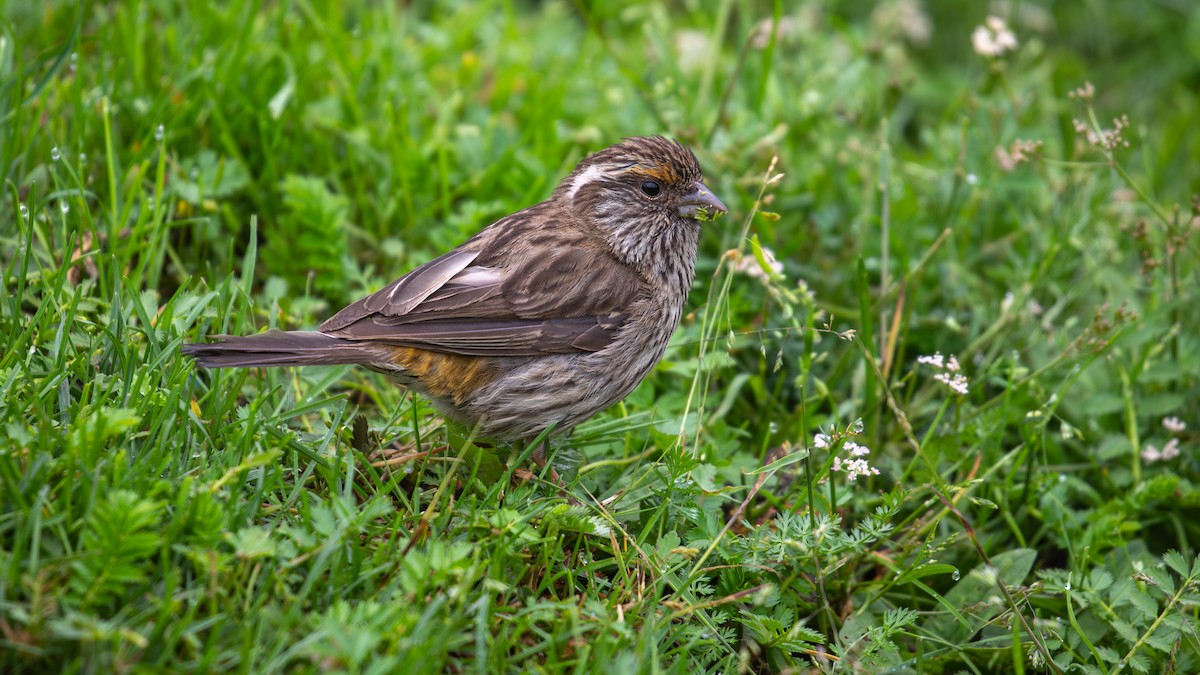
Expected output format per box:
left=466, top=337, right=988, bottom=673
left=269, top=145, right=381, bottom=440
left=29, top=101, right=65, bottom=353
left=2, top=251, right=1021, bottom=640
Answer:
left=3, top=0, right=1200, bottom=672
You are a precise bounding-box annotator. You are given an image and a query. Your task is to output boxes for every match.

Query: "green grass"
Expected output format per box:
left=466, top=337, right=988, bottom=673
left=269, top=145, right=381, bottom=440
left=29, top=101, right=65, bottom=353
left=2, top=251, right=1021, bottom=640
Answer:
left=3, top=0, right=1200, bottom=672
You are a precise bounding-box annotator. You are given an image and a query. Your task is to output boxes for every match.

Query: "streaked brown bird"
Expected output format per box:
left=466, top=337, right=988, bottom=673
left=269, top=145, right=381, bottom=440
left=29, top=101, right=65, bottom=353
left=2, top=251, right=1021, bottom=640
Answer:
left=183, top=136, right=726, bottom=445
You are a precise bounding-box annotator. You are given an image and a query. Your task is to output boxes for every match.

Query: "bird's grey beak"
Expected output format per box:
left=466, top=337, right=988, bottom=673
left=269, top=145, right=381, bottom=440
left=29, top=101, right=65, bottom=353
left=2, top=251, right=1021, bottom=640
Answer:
left=677, top=181, right=728, bottom=221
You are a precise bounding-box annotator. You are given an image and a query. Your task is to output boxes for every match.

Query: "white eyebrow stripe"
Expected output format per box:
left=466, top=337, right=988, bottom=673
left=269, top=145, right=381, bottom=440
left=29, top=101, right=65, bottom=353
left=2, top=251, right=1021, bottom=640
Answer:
left=565, top=164, right=607, bottom=200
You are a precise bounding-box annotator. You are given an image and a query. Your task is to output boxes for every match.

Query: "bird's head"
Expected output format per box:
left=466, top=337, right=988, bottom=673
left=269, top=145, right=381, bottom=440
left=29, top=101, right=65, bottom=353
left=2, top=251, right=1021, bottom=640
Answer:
left=556, top=136, right=727, bottom=273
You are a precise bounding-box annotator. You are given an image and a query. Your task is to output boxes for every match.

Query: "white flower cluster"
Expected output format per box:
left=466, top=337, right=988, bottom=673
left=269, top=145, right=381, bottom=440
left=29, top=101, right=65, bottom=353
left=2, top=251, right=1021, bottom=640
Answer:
left=1073, top=114, right=1131, bottom=152
left=815, top=431, right=880, bottom=482
left=917, top=353, right=955, bottom=370
left=972, top=16, right=1018, bottom=57
left=1142, top=417, right=1188, bottom=463
left=918, top=352, right=970, bottom=396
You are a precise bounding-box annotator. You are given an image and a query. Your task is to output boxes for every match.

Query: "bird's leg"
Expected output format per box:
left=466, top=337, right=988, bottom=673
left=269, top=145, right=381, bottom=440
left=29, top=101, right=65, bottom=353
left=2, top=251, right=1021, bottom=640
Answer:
left=529, top=438, right=562, bottom=486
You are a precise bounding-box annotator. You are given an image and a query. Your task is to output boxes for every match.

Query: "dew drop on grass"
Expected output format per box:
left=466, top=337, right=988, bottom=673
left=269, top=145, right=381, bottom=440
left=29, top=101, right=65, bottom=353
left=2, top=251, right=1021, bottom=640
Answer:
left=155, top=124, right=165, bottom=141
left=51, top=146, right=61, bottom=161
left=79, top=152, right=88, bottom=165
left=19, top=204, right=28, bottom=218
left=965, top=173, right=978, bottom=185
left=951, top=569, right=961, bottom=581
left=1064, top=580, right=1071, bottom=591
left=850, top=417, right=864, bottom=434
left=60, top=200, right=70, bottom=214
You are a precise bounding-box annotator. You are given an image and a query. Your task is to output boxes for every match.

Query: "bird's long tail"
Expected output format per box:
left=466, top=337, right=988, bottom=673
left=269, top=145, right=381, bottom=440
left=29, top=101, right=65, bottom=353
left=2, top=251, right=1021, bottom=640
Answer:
left=182, top=330, right=367, bottom=368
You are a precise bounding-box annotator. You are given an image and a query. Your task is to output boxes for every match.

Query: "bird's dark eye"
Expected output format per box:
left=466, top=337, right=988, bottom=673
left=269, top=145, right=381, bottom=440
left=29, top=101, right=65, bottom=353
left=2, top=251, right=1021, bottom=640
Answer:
left=640, top=180, right=661, bottom=197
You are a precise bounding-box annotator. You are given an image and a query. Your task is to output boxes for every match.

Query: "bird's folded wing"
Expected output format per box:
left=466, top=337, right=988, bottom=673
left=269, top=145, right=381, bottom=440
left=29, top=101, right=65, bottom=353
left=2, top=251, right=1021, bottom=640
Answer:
left=320, top=249, right=482, bottom=331
left=319, top=245, right=642, bottom=356
left=320, top=315, right=628, bottom=355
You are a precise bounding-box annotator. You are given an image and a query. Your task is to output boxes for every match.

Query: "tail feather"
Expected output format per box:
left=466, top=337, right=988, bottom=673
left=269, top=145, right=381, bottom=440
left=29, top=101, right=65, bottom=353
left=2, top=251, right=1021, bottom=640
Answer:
left=182, top=330, right=367, bottom=368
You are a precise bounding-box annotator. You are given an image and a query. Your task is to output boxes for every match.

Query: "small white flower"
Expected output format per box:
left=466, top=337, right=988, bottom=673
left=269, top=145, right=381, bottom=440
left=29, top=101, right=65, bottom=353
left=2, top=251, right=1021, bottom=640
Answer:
left=1163, top=417, right=1187, bottom=433
left=972, top=15, right=1018, bottom=57
left=1161, top=438, right=1182, bottom=460
left=971, top=26, right=995, bottom=55
left=1141, top=444, right=1161, bottom=463
left=840, top=458, right=881, bottom=482
left=813, top=433, right=831, bottom=449
left=933, top=373, right=970, bottom=396
left=917, top=352, right=945, bottom=369
left=828, top=438, right=880, bottom=481
left=845, top=441, right=871, bottom=457
left=986, top=17, right=1017, bottom=49
left=921, top=353, right=970, bottom=395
